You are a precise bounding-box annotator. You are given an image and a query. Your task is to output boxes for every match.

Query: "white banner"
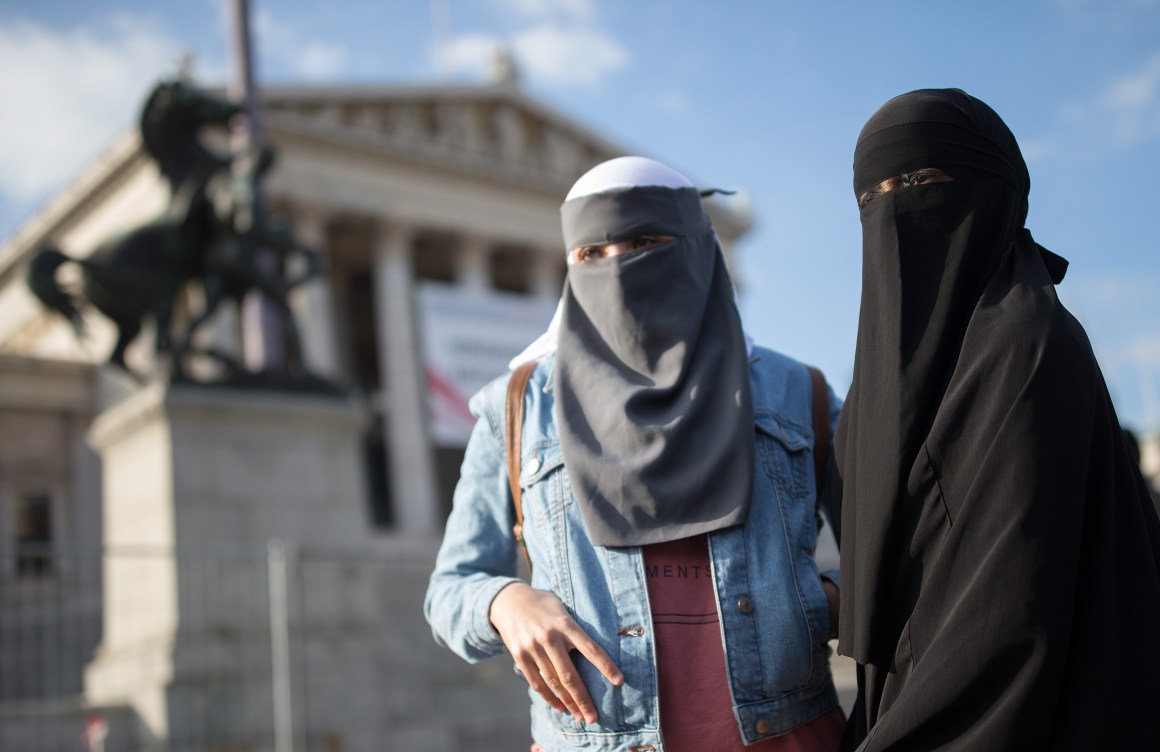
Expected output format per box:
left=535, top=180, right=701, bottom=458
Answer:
left=416, top=283, right=556, bottom=446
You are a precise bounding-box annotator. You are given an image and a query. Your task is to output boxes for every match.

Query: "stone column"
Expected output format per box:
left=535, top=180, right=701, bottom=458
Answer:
left=288, top=208, right=341, bottom=379
left=373, top=222, right=439, bottom=535
left=456, top=236, right=491, bottom=292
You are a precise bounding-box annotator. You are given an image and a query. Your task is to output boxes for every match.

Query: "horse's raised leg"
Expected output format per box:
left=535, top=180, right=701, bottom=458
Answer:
left=172, top=276, right=245, bottom=376
left=109, top=318, right=142, bottom=377
left=172, top=275, right=224, bottom=368
left=152, top=289, right=182, bottom=378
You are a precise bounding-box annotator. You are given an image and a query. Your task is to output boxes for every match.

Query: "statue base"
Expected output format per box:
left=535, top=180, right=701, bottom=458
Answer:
left=83, top=382, right=371, bottom=747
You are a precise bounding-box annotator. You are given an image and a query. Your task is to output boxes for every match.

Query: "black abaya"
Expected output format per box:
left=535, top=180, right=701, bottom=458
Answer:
left=835, top=88, right=1160, bottom=751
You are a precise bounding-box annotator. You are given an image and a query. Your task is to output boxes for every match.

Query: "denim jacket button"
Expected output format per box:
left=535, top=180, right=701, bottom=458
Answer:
left=737, top=596, right=754, bottom=614
left=755, top=718, right=772, bottom=735
left=526, top=452, right=541, bottom=474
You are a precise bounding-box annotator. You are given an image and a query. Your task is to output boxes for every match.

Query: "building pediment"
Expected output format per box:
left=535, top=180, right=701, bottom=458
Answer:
left=261, top=84, right=625, bottom=195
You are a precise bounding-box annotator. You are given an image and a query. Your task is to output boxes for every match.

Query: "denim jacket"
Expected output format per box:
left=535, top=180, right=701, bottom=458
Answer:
left=425, top=346, right=843, bottom=751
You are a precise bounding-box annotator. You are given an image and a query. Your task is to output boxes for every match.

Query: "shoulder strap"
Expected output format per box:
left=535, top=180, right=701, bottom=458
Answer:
left=505, top=361, right=537, bottom=573
left=806, top=366, right=830, bottom=507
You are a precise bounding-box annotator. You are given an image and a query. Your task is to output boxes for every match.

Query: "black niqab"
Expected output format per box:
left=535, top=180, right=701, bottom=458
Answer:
left=836, top=89, right=1160, bottom=750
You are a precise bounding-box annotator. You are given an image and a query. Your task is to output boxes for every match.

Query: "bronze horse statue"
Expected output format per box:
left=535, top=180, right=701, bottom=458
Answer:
left=25, top=79, right=318, bottom=381
left=25, top=80, right=236, bottom=374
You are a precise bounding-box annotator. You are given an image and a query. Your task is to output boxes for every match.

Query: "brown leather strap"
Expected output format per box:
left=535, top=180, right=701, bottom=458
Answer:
left=806, top=366, right=830, bottom=507
left=505, top=361, right=537, bottom=572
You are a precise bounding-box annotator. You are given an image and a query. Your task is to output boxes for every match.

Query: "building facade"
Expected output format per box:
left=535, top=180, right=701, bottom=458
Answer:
left=0, top=75, right=751, bottom=751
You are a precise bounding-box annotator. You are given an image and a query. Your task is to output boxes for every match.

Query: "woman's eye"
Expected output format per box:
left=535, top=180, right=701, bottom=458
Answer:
left=571, top=235, right=675, bottom=263
left=631, top=235, right=671, bottom=251
left=574, top=246, right=602, bottom=263
left=858, top=168, right=954, bottom=207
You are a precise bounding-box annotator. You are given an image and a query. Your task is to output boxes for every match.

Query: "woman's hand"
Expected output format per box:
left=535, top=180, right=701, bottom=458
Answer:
left=490, top=582, right=624, bottom=724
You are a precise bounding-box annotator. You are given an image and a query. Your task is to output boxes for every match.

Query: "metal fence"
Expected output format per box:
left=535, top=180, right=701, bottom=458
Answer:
left=0, top=543, right=531, bottom=752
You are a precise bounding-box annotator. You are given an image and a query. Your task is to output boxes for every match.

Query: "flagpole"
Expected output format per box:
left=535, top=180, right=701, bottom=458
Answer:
left=229, top=0, right=285, bottom=372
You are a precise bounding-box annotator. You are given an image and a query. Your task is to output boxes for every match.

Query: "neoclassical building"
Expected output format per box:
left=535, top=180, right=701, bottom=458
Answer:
left=0, top=72, right=752, bottom=750
left=0, top=73, right=752, bottom=538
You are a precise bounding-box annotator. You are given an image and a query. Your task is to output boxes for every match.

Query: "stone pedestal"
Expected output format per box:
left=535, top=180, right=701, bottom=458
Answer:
left=83, top=383, right=370, bottom=749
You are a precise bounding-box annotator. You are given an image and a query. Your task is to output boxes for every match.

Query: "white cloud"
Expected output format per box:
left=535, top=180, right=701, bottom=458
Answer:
left=655, top=91, right=691, bottom=114
left=438, top=23, right=627, bottom=88
left=1017, top=136, right=1060, bottom=164
left=1103, top=54, right=1160, bottom=108
left=0, top=17, right=182, bottom=203
left=438, top=33, right=503, bottom=80
left=1127, top=335, right=1160, bottom=366
left=1108, top=334, right=1160, bottom=430
left=511, top=25, right=628, bottom=88
left=1071, top=273, right=1157, bottom=307
left=296, top=41, right=350, bottom=81
left=251, top=7, right=351, bottom=82
left=438, top=0, right=626, bottom=88
left=1064, top=273, right=1160, bottom=373
left=489, top=0, right=596, bottom=22
left=1098, top=51, right=1160, bottom=146
left=1063, top=274, right=1160, bottom=430
left=1032, top=50, right=1160, bottom=163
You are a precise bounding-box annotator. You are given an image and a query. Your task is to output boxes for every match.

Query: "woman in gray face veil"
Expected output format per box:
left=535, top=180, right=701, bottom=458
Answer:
left=427, top=156, right=847, bottom=752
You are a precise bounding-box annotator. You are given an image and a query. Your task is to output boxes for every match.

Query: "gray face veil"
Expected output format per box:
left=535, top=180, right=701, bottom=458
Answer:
left=554, top=165, right=754, bottom=547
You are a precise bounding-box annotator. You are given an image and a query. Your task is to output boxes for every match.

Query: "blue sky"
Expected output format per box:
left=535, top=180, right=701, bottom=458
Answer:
left=1, top=0, right=1158, bottom=434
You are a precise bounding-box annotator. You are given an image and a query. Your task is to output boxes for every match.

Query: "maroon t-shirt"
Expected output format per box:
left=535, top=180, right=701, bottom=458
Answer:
left=531, top=535, right=842, bottom=752
left=641, top=535, right=843, bottom=752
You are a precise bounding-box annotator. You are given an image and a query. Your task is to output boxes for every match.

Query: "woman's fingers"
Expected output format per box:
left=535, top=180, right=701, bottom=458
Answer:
left=566, top=625, right=624, bottom=688
left=513, top=648, right=569, bottom=715
left=531, top=619, right=621, bottom=724
left=489, top=583, right=623, bottom=723
left=541, top=640, right=597, bottom=723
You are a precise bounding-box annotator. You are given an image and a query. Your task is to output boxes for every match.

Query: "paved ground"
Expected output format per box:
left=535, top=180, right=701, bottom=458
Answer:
left=828, top=642, right=858, bottom=714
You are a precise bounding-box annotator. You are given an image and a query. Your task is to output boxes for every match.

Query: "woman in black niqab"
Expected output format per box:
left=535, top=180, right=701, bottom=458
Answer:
left=835, top=88, right=1160, bottom=750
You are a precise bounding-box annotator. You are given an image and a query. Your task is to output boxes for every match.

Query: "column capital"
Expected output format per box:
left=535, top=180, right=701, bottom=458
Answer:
left=456, top=235, right=491, bottom=292
left=457, top=234, right=491, bottom=254
left=288, top=205, right=330, bottom=234
left=375, top=220, right=416, bottom=256
left=286, top=209, right=329, bottom=270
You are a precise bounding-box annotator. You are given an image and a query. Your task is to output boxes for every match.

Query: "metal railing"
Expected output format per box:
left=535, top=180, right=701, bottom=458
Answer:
left=0, top=543, right=531, bottom=752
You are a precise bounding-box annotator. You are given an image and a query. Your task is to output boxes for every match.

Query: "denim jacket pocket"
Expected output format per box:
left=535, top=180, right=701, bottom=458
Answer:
left=751, top=414, right=831, bottom=688
left=754, top=413, right=812, bottom=499
left=519, top=443, right=577, bottom=602
left=519, top=442, right=566, bottom=488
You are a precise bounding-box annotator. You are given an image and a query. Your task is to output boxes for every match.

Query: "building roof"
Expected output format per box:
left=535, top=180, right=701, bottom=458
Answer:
left=0, top=80, right=752, bottom=281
